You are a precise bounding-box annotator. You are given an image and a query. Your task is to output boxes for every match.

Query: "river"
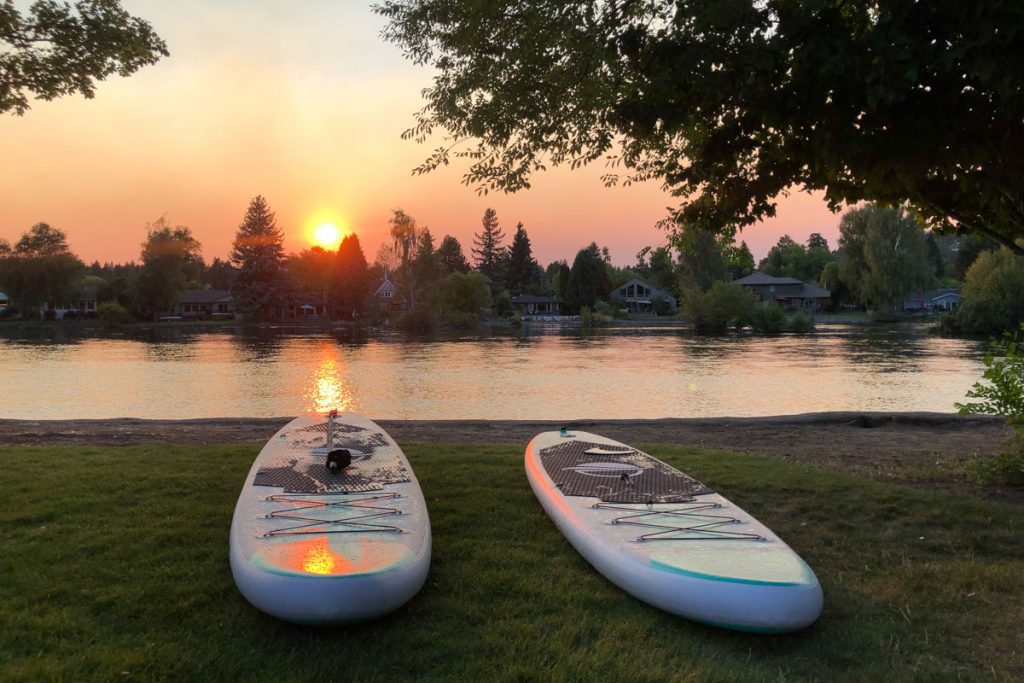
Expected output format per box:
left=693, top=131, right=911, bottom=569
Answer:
left=0, top=323, right=987, bottom=420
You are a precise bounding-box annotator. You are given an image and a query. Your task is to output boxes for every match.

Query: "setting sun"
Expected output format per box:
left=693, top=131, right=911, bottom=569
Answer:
left=313, top=222, right=342, bottom=250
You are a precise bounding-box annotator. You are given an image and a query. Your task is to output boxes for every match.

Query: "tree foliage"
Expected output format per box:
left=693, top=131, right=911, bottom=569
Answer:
left=760, top=233, right=836, bottom=284
left=471, top=208, right=506, bottom=286
left=230, top=195, right=287, bottom=320
left=565, top=242, right=610, bottom=313
left=333, top=234, right=370, bottom=319
left=1, top=0, right=168, bottom=115
left=379, top=1, right=1024, bottom=254
left=504, top=222, right=536, bottom=295
left=0, top=222, right=83, bottom=313
left=837, top=204, right=935, bottom=317
left=949, top=248, right=1024, bottom=336
left=136, top=218, right=201, bottom=319
left=437, top=235, right=470, bottom=274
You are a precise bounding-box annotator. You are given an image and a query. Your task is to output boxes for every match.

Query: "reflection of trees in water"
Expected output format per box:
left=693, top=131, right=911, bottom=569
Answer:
left=839, top=325, right=932, bottom=371
left=233, top=328, right=285, bottom=363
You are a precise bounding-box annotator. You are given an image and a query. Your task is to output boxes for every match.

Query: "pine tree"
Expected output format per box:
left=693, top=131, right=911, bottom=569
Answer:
left=230, top=195, right=287, bottom=320
left=504, top=222, right=536, bottom=295
left=472, top=208, right=506, bottom=285
left=437, top=235, right=470, bottom=274
left=333, top=234, right=370, bottom=319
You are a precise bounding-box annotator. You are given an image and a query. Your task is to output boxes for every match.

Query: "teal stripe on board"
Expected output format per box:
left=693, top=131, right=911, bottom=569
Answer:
left=649, top=558, right=814, bottom=587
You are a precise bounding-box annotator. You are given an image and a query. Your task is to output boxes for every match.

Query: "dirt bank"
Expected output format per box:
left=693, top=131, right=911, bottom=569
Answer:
left=0, top=412, right=1009, bottom=475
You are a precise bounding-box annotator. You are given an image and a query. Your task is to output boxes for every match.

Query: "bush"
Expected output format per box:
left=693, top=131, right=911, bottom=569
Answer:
left=97, top=302, right=131, bottom=327
left=972, top=439, right=1024, bottom=487
left=651, top=295, right=672, bottom=316
left=395, top=305, right=436, bottom=332
left=594, top=300, right=619, bottom=318
left=786, top=311, right=814, bottom=333
left=493, top=289, right=513, bottom=317
left=579, top=306, right=593, bottom=327
left=751, top=303, right=786, bottom=334
left=683, top=282, right=755, bottom=334
left=958, top=324, right=1024, bottom=487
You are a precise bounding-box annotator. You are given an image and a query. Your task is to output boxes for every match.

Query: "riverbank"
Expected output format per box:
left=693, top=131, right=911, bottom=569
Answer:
left=1, top=412, right=1013, bottom=497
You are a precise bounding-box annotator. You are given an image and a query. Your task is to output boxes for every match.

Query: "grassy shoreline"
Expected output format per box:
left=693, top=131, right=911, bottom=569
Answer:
left=1, top=442, right=1021, bottom=680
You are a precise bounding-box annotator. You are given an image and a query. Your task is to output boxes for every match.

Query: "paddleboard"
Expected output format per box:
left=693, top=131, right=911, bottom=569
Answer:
left=525, top=430, right=822, bottom=632
left=230, top=412, right=431, bottom=624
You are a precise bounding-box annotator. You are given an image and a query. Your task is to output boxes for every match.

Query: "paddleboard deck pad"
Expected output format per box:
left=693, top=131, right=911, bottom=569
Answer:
left=526, top=430, right=823, bottom=632
left=230, top=413, right=431, bottom=624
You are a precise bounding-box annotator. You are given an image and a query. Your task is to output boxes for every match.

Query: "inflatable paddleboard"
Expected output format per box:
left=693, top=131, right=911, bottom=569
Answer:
left=230, top=412, right=431, bottom=624
left=525, top=430, right=822, bottom=632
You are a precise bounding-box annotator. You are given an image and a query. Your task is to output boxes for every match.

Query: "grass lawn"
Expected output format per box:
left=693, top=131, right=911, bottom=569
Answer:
left=1, top=443, right=1021, bottom=681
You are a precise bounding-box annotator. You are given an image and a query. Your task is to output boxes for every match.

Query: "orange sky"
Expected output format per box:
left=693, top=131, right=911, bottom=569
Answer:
left=0, top=1, right=842, bottom=267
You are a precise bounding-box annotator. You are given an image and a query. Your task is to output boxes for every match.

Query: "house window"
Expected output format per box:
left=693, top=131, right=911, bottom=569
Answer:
left=626, top=285, right=635, bottom=297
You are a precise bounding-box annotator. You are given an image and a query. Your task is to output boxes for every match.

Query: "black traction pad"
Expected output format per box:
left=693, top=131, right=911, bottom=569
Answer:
left=539, top=440, right=712, bottom=503
left=253, top=421, right=410, bottom=493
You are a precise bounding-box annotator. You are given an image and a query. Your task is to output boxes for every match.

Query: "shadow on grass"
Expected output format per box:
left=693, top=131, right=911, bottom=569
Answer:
left=0, top=443, right=1021, bottom=680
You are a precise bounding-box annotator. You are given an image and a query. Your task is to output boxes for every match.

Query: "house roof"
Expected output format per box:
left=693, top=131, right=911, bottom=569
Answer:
left=613, top=277, right=677, bottom=303
left=372, top=278, right=394, bottom=295
left=797, top=283, right=831, bottom=299
left=178, top=289, right=232, bottom=304
left=734, top=272, right=804, bottom=286
left=905, top=288, right=961, bottom=301
left=511, top=294, right=558, bottom=304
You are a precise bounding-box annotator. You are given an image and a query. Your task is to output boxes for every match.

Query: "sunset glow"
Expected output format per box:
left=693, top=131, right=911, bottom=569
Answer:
left=0, top=2, right=841, bottom=266
left=313, top=222, right=342, bottom=250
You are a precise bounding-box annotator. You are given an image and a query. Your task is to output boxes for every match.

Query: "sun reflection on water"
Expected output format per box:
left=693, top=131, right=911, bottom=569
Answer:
left=303, top=351, right=356, bottom=415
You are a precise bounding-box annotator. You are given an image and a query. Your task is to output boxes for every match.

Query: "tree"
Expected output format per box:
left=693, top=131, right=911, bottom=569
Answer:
left=725, top=242, right=755, bottom=281
left=437, top=235, right=470, bottom=275
left=471, top=208, right=506, bottom=285
left=204, top=256, right=236, bottom=291
left=1, top=0, right=168, bottom=115
left=0, top=222, right=83, bottom=314
left=379, top=1, right=1024, bottom=255
left=504, top=222, right=536, bottom=295
left=837, top=204, right=935, bottom=318
left=411, top=228, right=441, bottom=299
left=676, top=226, right=727, bottom=291
left=135, top=218, right=202, bottom=319
left=432, top=270, right=491, bottom=323
left=288, top=246, right=334, bottom=297
left=565, top=242, right=610, bottom=313
left=388, top=208, right=421, bottom=306
left=950, top=248, right=1024, bottom=335
left=759, top=234, right=835, bottom=284
left=230, top=195, right=287, bottom=320
left=332, top=234, right=370, bottom=319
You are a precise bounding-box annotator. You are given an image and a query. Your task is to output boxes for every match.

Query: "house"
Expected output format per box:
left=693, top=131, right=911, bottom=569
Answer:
left=903, top=288, right=960, bottom=313
left=174, top=289, right=235, bottom=319
left=511, top=294, right=561, bottom=317
left=0, top=290, right=8, bottom=311
left=372, top=274, right=402, bottom=311
left=286, top=291, right=329, bottom=319
left=609, top=278, right=677, bottom=315
left=734, top=272, right=830, bottom=312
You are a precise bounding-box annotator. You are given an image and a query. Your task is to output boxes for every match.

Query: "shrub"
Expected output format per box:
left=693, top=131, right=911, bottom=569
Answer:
left=786, top=311, right=814, bottom=333
left=751, top=303, right=786, bottom=334
left=958, top=324, right=1024, bottom=487
left=97, top=302, right=131, bottom=326
left=579, top=306, right=593, bottom=327
left=683, top=282, right=755, bottom=334
left=396, top=305, right=436, bottom=332
left=651, top=295, right=672, bottom=316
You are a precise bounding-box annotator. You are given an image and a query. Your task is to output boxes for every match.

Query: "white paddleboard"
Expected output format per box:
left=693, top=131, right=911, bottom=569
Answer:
left=230, top=413, right=431, bottom=624
left=525, top=430, right=822, bottom=632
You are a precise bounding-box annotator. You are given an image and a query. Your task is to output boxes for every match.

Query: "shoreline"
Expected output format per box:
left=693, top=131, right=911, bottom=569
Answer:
left=0, top=412, right=1009, bottom=475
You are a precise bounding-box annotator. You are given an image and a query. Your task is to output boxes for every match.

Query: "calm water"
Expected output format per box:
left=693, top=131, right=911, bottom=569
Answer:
left=0, top=324, right=986, bottom=420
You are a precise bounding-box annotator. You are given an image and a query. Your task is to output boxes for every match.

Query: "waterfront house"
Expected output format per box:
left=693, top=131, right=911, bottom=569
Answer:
left=902, top=288, right=960, bottom=313
left=734, top=272, right=830, bottom=312
left=609, top=278, right=678, bottom=314
left=0, top=290, right=7, bottom=312
left=174, top=289, right=235, bottom=319
left=286, top=291, right=329, bottom=319
left=511, top=294, right=561, bottom=316
left=372, top=274, right=402, bottom=311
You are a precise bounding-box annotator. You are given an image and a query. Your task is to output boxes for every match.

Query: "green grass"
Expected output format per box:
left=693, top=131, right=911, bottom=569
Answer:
left=1, top=443, right=1022, bottom=681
